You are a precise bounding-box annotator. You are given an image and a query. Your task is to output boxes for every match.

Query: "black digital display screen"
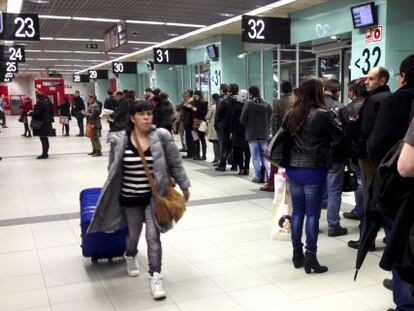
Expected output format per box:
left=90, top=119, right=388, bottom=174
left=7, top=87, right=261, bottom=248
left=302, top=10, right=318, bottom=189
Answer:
left=351, top=2, right=377, bottom=29
left=153, top=48, right=187, bottom=65
left=0, top=13, right=40, bottom=41
left=241, top=15, right=290, bottom=44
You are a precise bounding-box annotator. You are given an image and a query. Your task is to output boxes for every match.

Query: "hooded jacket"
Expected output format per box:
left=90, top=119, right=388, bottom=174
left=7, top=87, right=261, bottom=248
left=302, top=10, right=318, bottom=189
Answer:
left=87, top=127, right=191, bottom=234
left=240, top=97, right=272, bottom=141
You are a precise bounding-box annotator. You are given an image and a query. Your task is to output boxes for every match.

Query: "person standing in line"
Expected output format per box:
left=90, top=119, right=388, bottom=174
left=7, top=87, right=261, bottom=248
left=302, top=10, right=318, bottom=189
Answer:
left=85, top=95, right=102, bottom=157
left=348, top=66, right=391, bottom=250
left=240, top=86, right=272, bottom=183
left=88, top=101, right=190, bottom=300
left=261, top=81, right=293, bottom=192
left=192, top=91, right=208, bottom=160
left=176, top=92, right=191, bottom=153
left=214, top=84, right=231, bottom=171
left=153, top=92, right=175, bottom=133
left=72, top=90, right=86, bottom=136
left=181, top=90, right=195, bottom=159
left=20, top=96, right=33, bottom=137
left=58, top=98, right=71, bottom=136
left=283, top=78, right=343, bottom=273
left=230, top=87, right=250, bottom=176
left=0, top=95, right=7, bottom=128
left=104, top=90, right=117, bottom=111
left=206, top=93, right=220, bottom=165
left=28, top=92, right=54, bottom=159
left=322, top=79, right=349, bottom=237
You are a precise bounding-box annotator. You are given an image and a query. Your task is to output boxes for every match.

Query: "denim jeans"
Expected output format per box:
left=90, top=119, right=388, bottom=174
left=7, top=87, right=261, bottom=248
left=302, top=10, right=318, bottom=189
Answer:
left=288, top=179, right=325, bottom=254
left=248, top=140, right=269, bottom=181
left=326, top=163, right=345, bottom=230
left=351, top=163, right=364, bottom=217
left=123, top=205, right=162, bottom=274
left=393, top=269, right=414, bottom=310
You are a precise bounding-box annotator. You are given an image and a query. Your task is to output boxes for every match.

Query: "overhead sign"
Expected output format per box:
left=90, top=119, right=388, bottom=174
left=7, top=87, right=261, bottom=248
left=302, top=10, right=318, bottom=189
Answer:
left=241, top=15, right=290, bottom=44
left=112, top=61, right=137, bottom=74
left=72, top=74, right=90, bottom=83
left=0, top=76, right=12, bottom=83
left=86, top=42, right=99, bottom=50
left=0, top=46, right=25, bottom=62
left=88, top=70, right=108, bottom=80
left=0, top=13, right=40, bottom=41
left=153, top=48, right=187, bottom=65
left=0, top=61, right=18, bottom=73
left=104, top=22, right=127, bottom=52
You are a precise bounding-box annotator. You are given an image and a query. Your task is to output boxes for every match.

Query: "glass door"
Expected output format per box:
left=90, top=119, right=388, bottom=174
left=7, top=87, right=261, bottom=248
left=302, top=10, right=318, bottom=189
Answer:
left=317, top=52, right=341, bottom=81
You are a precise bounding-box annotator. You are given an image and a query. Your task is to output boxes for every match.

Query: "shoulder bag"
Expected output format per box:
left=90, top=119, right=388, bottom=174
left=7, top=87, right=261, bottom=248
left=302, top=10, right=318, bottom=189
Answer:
left=30, top=118, right=43, bottom=130
left=132, top=130, right=186, bottom=226
left=265, top=122, right=289, bottom=167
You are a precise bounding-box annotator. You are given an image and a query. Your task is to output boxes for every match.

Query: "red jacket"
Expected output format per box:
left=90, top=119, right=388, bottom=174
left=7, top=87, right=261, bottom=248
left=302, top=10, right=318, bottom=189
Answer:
left=20, top=100, right=33, bottom=116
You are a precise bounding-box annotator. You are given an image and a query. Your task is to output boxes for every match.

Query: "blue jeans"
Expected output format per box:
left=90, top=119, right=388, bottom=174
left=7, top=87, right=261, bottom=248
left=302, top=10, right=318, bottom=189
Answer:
left=393, top=269, right=414, bottom=310
left=351, top=163, right=364, bottom=217
left=326, top=163, right=345, bottom=230
left=248, top=140, right=269, bottom=181
left=288, top=179, right=325, bottom=254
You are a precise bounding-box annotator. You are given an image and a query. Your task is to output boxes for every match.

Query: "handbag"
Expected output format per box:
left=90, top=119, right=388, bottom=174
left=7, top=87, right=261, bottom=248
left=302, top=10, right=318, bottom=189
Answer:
left=85, top=123, right=96, bottom=138
left=30, top=119, right=43, bottom=130
left=18, top=115, right=24, bottom=123
left=198, top=121, right=208, bottom=133
left=59, top=116, right=69, bottom=125
left=271, top=171, right=292, bottom=240
left=343, top=165, right=357, bottom=192
left=265, top=123, right=289, bottom=167
left=132, top=130, right=186, bottom=226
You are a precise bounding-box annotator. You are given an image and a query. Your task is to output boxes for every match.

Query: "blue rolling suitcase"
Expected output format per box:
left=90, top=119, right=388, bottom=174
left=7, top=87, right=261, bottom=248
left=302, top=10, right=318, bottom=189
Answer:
left=80, top=188, right=128, bottom=263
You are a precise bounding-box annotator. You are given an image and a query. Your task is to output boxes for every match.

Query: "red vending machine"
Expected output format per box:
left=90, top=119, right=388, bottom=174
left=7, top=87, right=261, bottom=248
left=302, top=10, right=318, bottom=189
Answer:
left=34, top=79, right=65, bottom=115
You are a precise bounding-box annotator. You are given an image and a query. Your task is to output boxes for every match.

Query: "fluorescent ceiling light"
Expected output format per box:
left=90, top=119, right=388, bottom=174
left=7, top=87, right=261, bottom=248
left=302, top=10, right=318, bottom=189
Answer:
left=7, top=0, right=23, bottom=13
left=125, top=20, right=164, bottom=25
left=108, top=52, right=128, bottom=55
left=39, top=15, right=71, bottom=20
left=45, top=50, right=74, bottom=53
left=37, top=58, right=60, bottom=61
left=73, top=51, right=102, bottom=54
left=90, top=39, right=104, bottom=42
left=128, top=40, right=159, bottom=45
left=40, top=37, right=54, bottom=40
left=55, top=37, right=90, bottom=42
left=165, top=22, right=205, bottom=28
left=54, top=64, right=75, bottom=67
left=77, top=0, right=296, bottom=74
left=26, top=50, right=43, bottom=52
left=72, top=17, right=121, bottom=23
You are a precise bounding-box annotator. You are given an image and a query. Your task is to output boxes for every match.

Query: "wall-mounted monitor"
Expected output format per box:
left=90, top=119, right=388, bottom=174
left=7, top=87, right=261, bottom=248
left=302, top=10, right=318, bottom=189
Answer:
left=206, top=45, right=218, bottom=60
left=351, top=2, right=377, bottom=29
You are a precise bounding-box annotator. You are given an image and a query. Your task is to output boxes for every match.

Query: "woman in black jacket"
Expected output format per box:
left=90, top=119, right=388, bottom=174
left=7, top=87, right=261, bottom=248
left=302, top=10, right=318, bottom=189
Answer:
left=58, top=98, right=71, bottom=136
left=28, top=92, right=54, bottom=159
left=152, top=92, right=175, bottom=133
left=192, top=91, right=208, bottom=160
left=283, top=78, right=343, bottom=273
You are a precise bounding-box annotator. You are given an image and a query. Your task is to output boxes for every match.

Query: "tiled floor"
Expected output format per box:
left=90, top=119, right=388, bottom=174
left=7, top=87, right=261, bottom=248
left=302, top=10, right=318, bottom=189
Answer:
left=0, top=116, right=393, bottom=310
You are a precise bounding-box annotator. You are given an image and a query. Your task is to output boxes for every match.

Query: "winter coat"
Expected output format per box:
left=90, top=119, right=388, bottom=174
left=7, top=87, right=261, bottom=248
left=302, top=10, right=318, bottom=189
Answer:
left=214, top=94, right=231, bottom=132
left=87, top=127, right=191, bottom=234
left=58, top=101, right=71, bottom=119
left=86, top=101, right=102, bottom=137
left=153, top=99, right=175, bottom=131
left=367, top=85, right=414, bottom=162
left=72, top=96, right=85, bottom=119
left=104, top=95, right=117, bottom=110
left=271, top=94, right=291, bottom=135
left=193, top=100, right=208, bottom=121
left=230, top=96, right=248, bottom=147
left=206, top=103, right=218, bottom=141
left=20, top=100, right=33, bottom=116
left=240, top=97, right=272, bottom=141
left=179, top=100, right=194, bottom=128
left=30, top=99, right=54, bottom=137
left=109, top=98, right=130, bottom=132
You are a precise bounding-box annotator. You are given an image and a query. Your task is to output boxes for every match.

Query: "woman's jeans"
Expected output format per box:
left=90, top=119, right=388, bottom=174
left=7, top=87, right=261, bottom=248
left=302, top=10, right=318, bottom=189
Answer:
left=123, top=205, right=162, bottom=274
left=288, top=179, right=325, bottom=254
left=248, top=139, right=269, bottom=180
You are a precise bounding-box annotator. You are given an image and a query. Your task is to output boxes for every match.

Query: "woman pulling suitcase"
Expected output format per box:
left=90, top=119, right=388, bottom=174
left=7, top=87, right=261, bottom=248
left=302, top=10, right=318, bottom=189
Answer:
left=88, top=101, right=191, bottom=300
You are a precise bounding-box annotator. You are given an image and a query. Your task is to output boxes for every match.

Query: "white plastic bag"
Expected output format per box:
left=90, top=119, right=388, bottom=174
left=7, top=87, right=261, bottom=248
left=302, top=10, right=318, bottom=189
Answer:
left=271, top=171, right=292, bottom=241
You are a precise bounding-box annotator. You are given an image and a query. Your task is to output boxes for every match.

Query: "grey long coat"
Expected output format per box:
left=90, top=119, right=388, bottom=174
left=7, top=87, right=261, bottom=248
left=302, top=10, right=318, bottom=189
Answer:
left=87, top=126, right=191, bottom=234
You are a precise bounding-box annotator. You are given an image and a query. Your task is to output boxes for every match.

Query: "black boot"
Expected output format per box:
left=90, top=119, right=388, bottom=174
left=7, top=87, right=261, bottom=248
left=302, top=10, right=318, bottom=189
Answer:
left=292, top=248, right=304, bottom=268
left=87, top=149, right=96, bottom=156
left=303, top=252, right=328, bottom=274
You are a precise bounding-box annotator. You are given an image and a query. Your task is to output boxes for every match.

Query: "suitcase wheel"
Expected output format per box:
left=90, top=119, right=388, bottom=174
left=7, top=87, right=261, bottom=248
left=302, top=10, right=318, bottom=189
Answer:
left=91, top=257, right=99, bottom=264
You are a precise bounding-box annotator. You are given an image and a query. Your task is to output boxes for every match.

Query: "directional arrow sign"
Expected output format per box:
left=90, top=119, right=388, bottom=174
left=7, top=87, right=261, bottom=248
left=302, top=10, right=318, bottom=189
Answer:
left=355, top=58, right=361, bottom=69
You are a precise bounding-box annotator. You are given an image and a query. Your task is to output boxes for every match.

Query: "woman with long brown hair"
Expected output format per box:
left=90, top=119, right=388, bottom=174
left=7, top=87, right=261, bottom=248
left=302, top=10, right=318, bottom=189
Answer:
left=283, top=78, right=343, bottom=273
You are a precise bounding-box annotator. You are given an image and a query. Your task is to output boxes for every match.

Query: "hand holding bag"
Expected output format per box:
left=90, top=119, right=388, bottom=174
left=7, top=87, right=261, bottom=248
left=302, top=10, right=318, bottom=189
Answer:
left=132, top=130, right=186, bottom=226
left=271, top=171, right=292, bottom=241
left=85, top=123, right=96, bottom=138
left=342, top=164, right=357, bottom=192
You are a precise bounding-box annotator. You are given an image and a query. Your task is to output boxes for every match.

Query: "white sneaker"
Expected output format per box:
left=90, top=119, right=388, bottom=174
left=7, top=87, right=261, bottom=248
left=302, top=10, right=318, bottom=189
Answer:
left=149, top=272, right=166, bottom=300
left=124, top=253, right=140, bottom=277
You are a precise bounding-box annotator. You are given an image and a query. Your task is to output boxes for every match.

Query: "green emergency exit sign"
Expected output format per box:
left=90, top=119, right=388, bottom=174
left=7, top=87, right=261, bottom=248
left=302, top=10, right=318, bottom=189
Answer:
left=86, top=43, right=99, bottom=49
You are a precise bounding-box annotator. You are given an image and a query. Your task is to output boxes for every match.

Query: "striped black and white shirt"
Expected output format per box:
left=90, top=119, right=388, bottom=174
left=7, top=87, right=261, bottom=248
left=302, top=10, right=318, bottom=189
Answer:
left=120, top=137, right=153, bottom=207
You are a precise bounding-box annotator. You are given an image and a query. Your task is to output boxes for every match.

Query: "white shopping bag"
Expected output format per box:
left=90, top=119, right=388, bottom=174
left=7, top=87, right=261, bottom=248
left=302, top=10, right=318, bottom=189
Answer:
left=271, top=171, right=293, bottom=241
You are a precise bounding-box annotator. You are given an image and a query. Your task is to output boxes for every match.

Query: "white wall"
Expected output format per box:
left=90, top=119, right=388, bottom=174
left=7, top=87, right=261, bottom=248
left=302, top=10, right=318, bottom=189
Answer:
left=7, top=75, right=36, bottom=99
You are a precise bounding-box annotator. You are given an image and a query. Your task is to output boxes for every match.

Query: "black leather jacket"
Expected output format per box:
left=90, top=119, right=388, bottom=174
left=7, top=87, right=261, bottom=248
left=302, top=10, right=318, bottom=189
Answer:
left=284, top=108, right=343, bottom=168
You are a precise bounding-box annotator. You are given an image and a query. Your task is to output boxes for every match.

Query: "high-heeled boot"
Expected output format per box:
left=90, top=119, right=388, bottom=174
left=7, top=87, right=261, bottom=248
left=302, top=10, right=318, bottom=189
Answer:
left=292, top=248, right=304, bottom=268
left=303, top=252, right=328, bottom=274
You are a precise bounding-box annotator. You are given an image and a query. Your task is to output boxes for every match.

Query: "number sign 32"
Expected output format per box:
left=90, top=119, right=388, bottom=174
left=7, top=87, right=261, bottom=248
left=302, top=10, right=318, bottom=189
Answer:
left=355, top=47, right=382, bottom=75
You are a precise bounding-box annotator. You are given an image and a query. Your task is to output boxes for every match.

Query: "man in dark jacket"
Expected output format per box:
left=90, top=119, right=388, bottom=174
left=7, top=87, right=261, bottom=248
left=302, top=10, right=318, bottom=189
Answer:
left=72, top=91, right=85, bottom=136
left=323, top=79, right=348, bottom=237
left=240, top=86, right=272, bottom=183
left=369, top=55, right=414, bottom=311
left=261, top=81, right=293, bottom=192
left=104, top=90, right=117, bottom=111
left=214, top=84, right=231, bottom=171
left=348, top=67, right=390, bottom=250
